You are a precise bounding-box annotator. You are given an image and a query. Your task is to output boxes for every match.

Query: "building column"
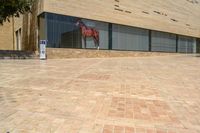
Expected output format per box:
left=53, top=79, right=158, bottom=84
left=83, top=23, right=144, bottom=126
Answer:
left=12, top=16, right=15, bottom=50
left=108, top=23, right=112, bottom=50
left=176, top=35, right=178, bottom=53
left=149, top=30, right=151, bottom=51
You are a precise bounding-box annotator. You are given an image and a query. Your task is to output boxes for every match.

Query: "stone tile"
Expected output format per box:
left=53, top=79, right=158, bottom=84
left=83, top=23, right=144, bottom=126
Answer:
left=0, top=55, right=200, bottom=133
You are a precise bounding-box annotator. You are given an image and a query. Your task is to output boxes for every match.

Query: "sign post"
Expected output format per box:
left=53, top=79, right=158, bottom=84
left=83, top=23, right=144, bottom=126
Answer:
left=40, top=40, right=47, bottom=60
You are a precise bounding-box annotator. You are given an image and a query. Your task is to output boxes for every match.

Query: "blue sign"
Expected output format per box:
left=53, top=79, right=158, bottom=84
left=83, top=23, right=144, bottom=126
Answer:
left=40, top=40, right=47, bottom=60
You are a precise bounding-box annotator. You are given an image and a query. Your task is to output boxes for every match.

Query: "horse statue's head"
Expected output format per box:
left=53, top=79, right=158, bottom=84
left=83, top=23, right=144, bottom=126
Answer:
left=76, top=19, right=82, bottom=27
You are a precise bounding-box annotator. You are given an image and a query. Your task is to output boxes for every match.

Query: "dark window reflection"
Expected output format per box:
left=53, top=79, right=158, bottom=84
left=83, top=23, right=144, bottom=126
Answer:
left=38, top=12, right=197, bottom=53
left=178, top=36, right=195, bottom=53
left=151, top=31, right=176, bottom=52
left=45, top=13, right=108, bottom=49
left=112, top=24, right=149, bottom=51
left=46, top=13, right=82, bottom=48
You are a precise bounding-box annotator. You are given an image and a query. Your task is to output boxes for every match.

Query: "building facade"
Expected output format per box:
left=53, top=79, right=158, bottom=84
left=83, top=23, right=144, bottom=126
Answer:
left=1, top=0, right=200, bottom=53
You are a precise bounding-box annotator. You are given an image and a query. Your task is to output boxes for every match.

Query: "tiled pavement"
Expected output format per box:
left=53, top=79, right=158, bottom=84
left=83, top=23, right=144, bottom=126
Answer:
left=0, top=55, right=200, bottom=133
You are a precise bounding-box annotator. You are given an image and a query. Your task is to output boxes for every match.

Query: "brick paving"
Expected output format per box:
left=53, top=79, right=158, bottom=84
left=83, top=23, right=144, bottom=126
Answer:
left=0, top=55, right=200, bottom=133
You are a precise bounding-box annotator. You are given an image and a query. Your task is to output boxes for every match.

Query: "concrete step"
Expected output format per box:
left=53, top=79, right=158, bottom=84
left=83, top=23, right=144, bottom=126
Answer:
left=0, top=50, right=39, bottom=59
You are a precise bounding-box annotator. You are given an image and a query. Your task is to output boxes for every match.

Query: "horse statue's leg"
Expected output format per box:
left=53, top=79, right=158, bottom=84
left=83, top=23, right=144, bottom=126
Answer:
left=94, top=38, right=99, bottom=50
left=97, top=36, right=100, bottom=50
left=93, top=35, right=100, bottom=50
left=97, top=40, right=99, bottom=50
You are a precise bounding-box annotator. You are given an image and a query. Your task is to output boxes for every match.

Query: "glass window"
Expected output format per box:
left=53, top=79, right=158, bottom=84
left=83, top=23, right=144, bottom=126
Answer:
left=112, top=24, right=149, bottom=51
left=82, top=19, right=109, bottom=49
left=46, top=13, right=81, bottom=48
left=178, top=36, right=196, bottom=53
left=197, top=39, right=200, bottom=53
left=38, top=12, right=198, bottom=54
left=151, top=31, right=176, bottom=52
left=39, top=13, right=109, bottom=49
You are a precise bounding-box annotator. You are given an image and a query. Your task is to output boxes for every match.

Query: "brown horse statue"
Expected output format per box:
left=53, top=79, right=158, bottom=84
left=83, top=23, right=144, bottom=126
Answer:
left=76, top=19, right=99, bottom=50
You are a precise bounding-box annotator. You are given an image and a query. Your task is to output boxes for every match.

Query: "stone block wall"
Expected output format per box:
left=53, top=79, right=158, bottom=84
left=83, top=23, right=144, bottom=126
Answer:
left=0, top=19, right=14, bottom=50
left=47, top=48, right=177, bottom=59
left=0, top=0, right=42, bottom=51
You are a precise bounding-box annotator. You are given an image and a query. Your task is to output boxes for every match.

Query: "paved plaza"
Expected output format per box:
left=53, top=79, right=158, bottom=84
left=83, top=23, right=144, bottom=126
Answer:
left=0, top=55, right=200, bottom=133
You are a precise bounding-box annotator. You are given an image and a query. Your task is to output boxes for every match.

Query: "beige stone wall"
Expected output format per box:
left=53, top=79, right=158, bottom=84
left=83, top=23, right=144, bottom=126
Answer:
left=22, top=0, right=42, bottom=51
left=47, top=48, right=178, bottom=59
left=1, top=0, right=199, bottom=51
left=0, top=0, right=42, bottom=51
left=37, top=0, right=44, bottom=15
left=22, top=0, right=41, bottom=51
left=14, top=16, right=23, bottom=31
left=0, top=15, right=25, bottom=51
left=43, top=0, right=200, bottom=38
left=14, top=16, right=23, bottom=50
left=0, top=19, right=14, bottom=50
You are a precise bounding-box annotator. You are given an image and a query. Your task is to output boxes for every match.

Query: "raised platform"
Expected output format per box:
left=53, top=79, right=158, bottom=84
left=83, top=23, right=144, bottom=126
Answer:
left=47, top=48, right=177, bottom=59
left=0, top=50, right=38, bottom=59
